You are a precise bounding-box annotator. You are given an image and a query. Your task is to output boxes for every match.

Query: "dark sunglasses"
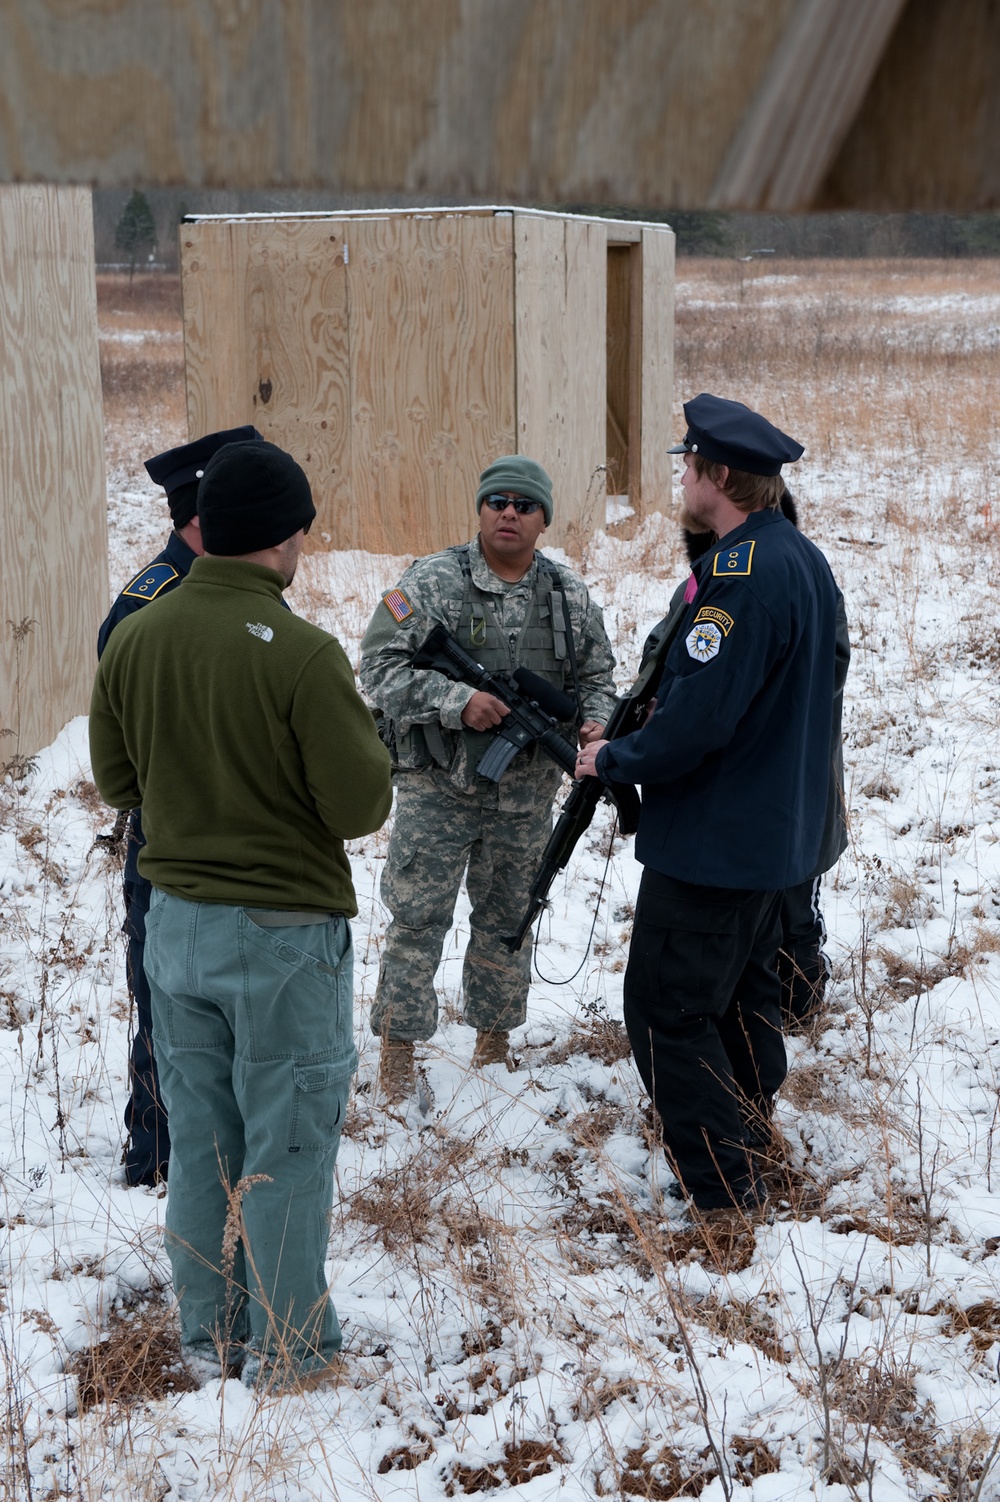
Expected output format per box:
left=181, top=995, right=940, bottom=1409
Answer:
left=481, top=493, right=543, bottom=515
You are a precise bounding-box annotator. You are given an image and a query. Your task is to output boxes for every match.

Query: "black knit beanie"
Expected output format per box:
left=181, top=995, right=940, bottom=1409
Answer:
left=197, top=440, right=316, bottom=555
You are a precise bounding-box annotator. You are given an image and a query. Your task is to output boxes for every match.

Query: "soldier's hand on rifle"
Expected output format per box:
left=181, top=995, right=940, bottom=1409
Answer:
left=578, top=720, right=606, bottom=746
left=575, top=739, right=609, bottom=778
left=461, top=691, right=511, bottom=730
left=644, top=697, right=658, bottom=725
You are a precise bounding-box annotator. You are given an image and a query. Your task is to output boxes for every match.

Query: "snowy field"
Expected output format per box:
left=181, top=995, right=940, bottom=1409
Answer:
left=2, top=260, right=999, bottom=1499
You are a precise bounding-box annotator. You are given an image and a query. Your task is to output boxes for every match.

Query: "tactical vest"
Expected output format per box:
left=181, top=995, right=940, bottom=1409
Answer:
left=398, top=544, right=577, bottom=782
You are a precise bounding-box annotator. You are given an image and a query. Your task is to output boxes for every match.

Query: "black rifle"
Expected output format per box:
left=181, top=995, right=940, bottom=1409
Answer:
left=503, top=606, right=688, bottom=952
left=411, top=623, right=584, bottom=780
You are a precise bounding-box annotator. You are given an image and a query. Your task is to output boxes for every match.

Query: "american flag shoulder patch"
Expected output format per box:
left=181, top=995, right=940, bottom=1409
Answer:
left=383, top=588, right=414, bottom=623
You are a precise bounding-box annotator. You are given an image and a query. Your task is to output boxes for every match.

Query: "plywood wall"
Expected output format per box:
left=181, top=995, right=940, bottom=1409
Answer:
left=513, top=215, right=607, bottom=550
left=183, top=213, right=516, bottom=553
left=345, top=215, right=516, bottom=553
left=0, top=186, right=107, bottom=762
left=639, top=227, right=676, bottom=518
left=0, top=0, right=798, bottom=203
left=820, top=0, right=1000, bottom=210
left=182, top=217, right=354, bottom=543
left=3, top=1, right=997, bottom=210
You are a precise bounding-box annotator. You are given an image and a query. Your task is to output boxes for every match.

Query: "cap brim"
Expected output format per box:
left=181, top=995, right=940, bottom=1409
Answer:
left=666, top=442, right=690, bottom=454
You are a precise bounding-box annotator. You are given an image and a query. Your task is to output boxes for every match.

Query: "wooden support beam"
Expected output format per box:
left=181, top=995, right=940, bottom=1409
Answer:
left=709, top=0, right=909, bottom=210
left=0, top=186, right=107, bottom=759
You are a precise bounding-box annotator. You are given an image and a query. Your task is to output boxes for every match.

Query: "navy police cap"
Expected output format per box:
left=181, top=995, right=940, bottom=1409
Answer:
left=144, top=425, right=262, bottom=496
left=668, top=394, right=803, bottom=476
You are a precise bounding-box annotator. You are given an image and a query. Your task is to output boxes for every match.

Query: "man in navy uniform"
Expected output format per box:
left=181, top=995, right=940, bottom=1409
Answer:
left=576, top=394, right=840, bottom=1222
left=98, top=424, right=260, bottom=1186
left=638, top=490, right=850, bottom=1032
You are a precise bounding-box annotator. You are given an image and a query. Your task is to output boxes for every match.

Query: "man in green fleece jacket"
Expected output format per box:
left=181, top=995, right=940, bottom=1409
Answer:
left=90, top=439, right=392, bottom=1391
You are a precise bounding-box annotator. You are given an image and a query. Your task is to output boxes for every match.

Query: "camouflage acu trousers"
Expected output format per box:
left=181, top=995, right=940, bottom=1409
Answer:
left=372, top=763, right=562, bottom=1040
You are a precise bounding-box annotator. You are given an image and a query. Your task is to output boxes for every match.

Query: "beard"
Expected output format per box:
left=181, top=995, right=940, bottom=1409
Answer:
left=677, top=502, right=714, bottom=535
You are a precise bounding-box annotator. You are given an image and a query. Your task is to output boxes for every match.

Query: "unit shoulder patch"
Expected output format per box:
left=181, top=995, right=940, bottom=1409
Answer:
left=692, top=605, right=735, bottom=636
left=121, top=562, right=180, bottom=601
left=382, top=588, right=415, bottom=623
left=685, top=620, right=723, bottom=663
left=712, top=539, right=756, bottom=577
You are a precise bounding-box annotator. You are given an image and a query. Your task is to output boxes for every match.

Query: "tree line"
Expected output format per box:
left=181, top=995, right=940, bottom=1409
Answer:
left=98, top=190, right=1000, bottom=273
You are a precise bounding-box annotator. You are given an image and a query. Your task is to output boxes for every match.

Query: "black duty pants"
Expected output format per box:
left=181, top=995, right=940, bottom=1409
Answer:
left=122, top=876, right=170, bottom=1185
left=623, top=869, right=786, bottom=1210
left=777, top=874, right=830, bottom=1024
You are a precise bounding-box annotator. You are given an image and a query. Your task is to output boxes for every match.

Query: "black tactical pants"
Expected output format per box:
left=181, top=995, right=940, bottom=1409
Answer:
left=777, top=874, right=830, bottom=1026
left=122, top=876, right=171, bottom=1185
left=623, top=870, right=786, bottom=1211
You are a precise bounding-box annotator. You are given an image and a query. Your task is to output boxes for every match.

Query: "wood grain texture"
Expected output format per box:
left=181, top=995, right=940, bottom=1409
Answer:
left=0, top=186, right=107, bottom=758
left=0, top=0, right=806, bottom=206
left=709, top=0, right=909, bottom=210
left=514, top=215, right=606, bottom=551
left=183, top=217, right=352, bottom=545
left=5, top=0, right=997, bottom=210
left=182, top=212, right=516, bottom=553
left=820, top=0, right=1000, bottom=211
left=639, top=227, right=675, bottom=518
left=347, top=214, right=516, bottom=553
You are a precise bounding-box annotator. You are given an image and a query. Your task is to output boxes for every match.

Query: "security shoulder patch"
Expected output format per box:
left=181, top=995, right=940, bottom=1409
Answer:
left=685, top=620, right=723, bottom=663
left=693, top=605, right=735, bottom=636
left=121, top=562, right=180, bottom=601
left=712, top=539, right=755, bottom=577
left=382, top=588, right=414, bottom=624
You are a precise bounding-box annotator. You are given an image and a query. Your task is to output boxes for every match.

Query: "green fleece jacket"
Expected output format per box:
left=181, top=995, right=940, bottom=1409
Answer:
left=89, top=557, right=392, bottom=914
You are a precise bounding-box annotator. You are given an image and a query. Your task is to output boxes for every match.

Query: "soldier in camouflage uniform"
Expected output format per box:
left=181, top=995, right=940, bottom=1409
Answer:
left=360, top=456, right=617, bottom=1096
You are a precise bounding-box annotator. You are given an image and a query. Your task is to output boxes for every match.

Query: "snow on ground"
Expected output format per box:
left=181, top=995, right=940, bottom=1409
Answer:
left=2, top=265, right=999, bottom=1499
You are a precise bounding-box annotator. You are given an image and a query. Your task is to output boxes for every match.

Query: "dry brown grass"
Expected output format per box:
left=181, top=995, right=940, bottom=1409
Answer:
left=443, top=1439, right=566, bottom=1495
left=97, top=273, right=186, bottom=477
left=67, top=1290, right=198, bottom=1411
left=675, top=258, right=1000, bottom=464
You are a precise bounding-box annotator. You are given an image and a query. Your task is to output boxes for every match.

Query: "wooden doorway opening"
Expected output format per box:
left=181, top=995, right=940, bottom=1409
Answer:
left=606, top=241, right=642, bottom=519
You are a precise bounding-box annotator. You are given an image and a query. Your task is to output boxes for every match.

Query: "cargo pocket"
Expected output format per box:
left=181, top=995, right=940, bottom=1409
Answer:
left=287, top=1057, right=355, bottom=1154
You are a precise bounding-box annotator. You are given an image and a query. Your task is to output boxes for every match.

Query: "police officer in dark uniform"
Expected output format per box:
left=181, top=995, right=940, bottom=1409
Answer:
left=99, top=424, right=260, bottom=1185
left=638, top=490, right=851, bottom=1032
left=576, top=394, right=840, bottom=1221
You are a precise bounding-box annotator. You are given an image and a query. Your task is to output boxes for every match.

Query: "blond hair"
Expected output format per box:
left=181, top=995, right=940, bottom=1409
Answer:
left=692, top=455, right=785, bottom=513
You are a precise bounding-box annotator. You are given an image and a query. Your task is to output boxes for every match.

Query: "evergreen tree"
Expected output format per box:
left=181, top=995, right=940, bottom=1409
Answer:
left=115, top=190, right=157, bottom=283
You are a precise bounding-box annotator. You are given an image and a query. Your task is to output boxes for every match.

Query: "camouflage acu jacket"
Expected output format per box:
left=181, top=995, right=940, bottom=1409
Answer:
left=360, top=537, right=617, bottom=789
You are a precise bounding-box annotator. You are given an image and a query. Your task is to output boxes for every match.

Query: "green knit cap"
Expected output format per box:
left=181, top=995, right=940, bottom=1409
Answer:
left=476, top=455, right=553, bottom=524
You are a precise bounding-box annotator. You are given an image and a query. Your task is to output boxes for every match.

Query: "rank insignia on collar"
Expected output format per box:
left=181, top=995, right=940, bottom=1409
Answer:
left=693, top=605, right=735, bottom=636
left=383, top=588, right=414, bottom=623
left=712, top=539, right=755, bottom=577
left=121, top=562, right=180, bottom=600
left=686, top=621, right=723, bottom=662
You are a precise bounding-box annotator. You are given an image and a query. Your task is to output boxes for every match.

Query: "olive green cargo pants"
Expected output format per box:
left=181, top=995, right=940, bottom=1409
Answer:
left=144, top=892, right=356, bottom=1375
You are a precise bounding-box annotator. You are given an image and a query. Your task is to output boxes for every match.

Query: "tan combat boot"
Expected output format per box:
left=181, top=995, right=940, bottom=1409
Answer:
left=379, top=1038, right=416, bottom=1103
left=472, top=1028, right=510, bottom=1069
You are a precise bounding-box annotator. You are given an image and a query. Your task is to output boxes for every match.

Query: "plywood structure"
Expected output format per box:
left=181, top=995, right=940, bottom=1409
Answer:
left=514, top=216, right=606, bottom=547
left=709, top=0, right=910, bottom=210
left=3, top=0, right=996, bottom=209
left=344, top=216, right=516, bottom=553
left=181, top=208, right=675, bottom=555
left=0, top=186, right=107, bottom=762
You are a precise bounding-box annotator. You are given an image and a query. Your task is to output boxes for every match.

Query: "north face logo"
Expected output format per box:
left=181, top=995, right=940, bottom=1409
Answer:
left=245, top=622, right=274, bottom=642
